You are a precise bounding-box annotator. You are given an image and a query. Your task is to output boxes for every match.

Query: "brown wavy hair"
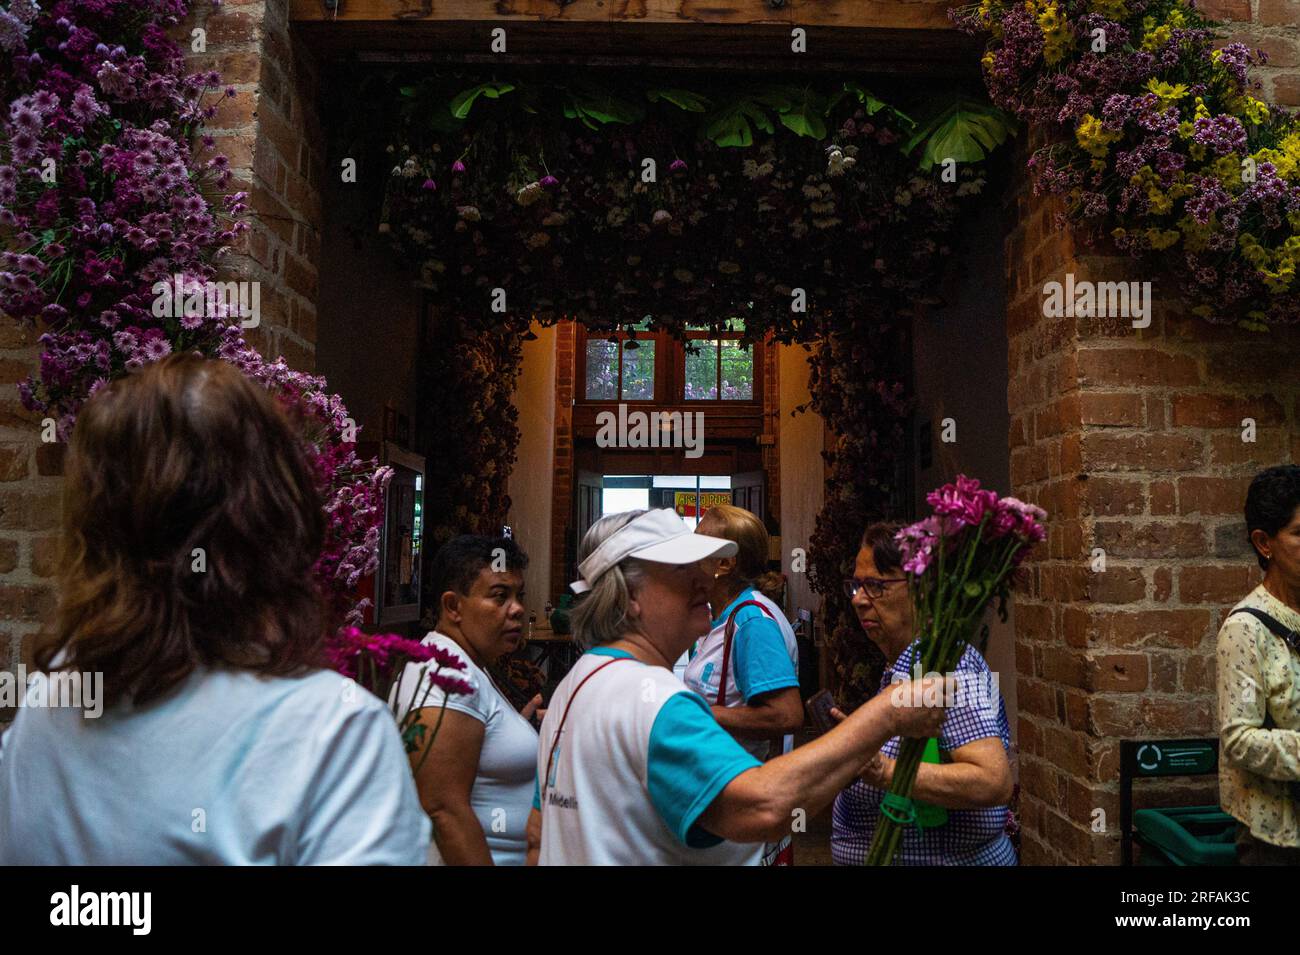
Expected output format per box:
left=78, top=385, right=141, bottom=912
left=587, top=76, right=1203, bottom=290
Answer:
left=35, top=354, right=328, bottom=709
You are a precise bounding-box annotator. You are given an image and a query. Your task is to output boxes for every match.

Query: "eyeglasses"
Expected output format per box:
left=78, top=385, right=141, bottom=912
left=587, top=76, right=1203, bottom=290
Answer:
left=842, top=576, right=908, bottom=600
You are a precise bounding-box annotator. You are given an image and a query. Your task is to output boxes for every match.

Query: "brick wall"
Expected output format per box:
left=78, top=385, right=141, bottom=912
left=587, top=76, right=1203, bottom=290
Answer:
left=0, top=0, right=324, bottom=717
left=549, top=322, right=578, bottom=604
left=1006, top=131, right=1300, bottom=863
left=188, top=0, right=323, bottom=371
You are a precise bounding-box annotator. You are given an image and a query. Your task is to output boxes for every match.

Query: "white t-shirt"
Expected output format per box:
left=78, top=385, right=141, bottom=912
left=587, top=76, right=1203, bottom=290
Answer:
left=535, top=647, right=762, bottom=865
left=391, top=632, right=537, bottom=866
left=682, top=588, right=801, bottom=865
left=683, top=588, right=800, bottom=761
left=0, top=666, right=430, bottom=865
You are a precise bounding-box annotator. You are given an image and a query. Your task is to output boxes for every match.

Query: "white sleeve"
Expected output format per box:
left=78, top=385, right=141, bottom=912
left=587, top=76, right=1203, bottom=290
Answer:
left=295, top=700, right=432, bottom=865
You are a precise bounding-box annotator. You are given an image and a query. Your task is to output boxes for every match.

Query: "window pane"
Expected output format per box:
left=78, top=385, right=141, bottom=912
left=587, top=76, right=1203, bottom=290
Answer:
left=720, top=340, right=754, bottom=400
left=585, top=339, right=618, bottom=400
left=621, top=341, right=655, bottom=400
left=685, top=341, right=719, bottom=400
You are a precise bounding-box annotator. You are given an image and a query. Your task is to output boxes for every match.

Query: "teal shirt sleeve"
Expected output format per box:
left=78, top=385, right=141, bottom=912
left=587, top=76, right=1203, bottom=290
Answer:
left=646, top=692, right=761, bottom=848
left=731, top=608, right=799, bottom=703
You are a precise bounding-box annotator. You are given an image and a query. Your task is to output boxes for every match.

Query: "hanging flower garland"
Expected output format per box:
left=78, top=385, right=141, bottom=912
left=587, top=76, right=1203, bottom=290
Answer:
left=369, top=74, right=992, bottom=702
left=0, top=0, right=387, bottom=626
left=955, top=0, right=1300, bottom=328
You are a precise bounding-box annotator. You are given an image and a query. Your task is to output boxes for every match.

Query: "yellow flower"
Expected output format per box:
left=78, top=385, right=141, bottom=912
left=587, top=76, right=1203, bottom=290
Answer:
left=1076, top=113, right=1122, bottom=158
left=1090, top=0, right=1128, bottom=17
left=1146, top=79, right=1189, bottom=108
left=1029, top=0, right=1074, bottom=64
left=982, top=50, right=997, bottom=72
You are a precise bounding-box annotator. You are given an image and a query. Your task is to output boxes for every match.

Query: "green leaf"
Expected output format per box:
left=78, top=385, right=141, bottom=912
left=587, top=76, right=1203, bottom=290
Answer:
left=448, top=82, right=517, bottom=120
left=646, top=88, right=711, bottom=112
left=704, top=107, right=753, bottom=147
left=778, top=88, right=828, bottom=139
left=904, top=99, right=1016, bottom=170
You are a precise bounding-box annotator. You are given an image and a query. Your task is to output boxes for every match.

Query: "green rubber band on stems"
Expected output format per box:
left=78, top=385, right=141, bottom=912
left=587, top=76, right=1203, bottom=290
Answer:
left=880, top=792, right=917, bottom=826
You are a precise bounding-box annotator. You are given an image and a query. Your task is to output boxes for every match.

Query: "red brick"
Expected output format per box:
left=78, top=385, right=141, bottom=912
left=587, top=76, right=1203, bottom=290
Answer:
left=1210, top=430, right=1288, bottom=466
left=1171, top=392, right=1286, bottom=427
left=1086, top=652, right=1149, bottom=692
left=1176, top=475, right=1252, bottom=515
left=0, top=444, right=27, bottom=482
left=1077, top=348, right=1200, bottom=388
left=1259, top=0, right=1300, bottom=23
left=0, top=538, right=17, bottom=575
left=1081, top=476, right=1145, bottom=516
left=1093, top=608, right=1215, bottom=649
left=1080, top=432, right=1204, bottom=471
left=0, top=583, right=56, bottom=622
left=1093, top=520, right=1206, bottom=558
left=1153, top=567, right=1173, bottom=602
left=1149, top=652, right=1180, bottom=692
left=31, top=535, right=60, bottom=578
left=1178, top=564, right=1256, bottom=603
left=1089, top=565, right=1147, bottom=603
left=203, top=11, right=260, bottom=46
left=34, top=443, right=64, bottom=477
left=1200, top=0, right=1251, bottom=19
left=1079, top=392, right=1144, bottom=426
left=1150, top=480, right=1176, bottom=514
left=1183, top=653, right=1216, bottom=694
left=1269, top=73, right=1300, bottom=107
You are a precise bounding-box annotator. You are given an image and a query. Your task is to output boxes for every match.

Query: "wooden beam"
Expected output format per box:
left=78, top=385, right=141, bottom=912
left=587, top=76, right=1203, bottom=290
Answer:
left=292, top=0, right=959, bottom=31
left=290, top=0, right=979, bottom=75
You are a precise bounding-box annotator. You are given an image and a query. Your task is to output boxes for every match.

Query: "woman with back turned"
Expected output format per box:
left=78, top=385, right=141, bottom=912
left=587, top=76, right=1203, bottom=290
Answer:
left=0, top=354, right=429, bottom=864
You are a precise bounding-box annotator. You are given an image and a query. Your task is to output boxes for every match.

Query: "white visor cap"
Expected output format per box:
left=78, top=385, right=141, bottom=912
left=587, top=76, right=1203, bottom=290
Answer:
left=570, top=508, right=738, bottom=594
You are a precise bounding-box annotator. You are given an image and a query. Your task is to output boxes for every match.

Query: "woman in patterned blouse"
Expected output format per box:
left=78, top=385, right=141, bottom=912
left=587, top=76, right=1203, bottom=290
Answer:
left=830, top=523, right=1016, bottom=866
left=1217, top=465, right=1300, bottom=865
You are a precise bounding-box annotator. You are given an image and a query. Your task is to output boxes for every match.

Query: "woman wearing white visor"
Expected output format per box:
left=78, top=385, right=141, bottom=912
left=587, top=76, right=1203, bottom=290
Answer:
left=526, top=508, right=945, bottom=865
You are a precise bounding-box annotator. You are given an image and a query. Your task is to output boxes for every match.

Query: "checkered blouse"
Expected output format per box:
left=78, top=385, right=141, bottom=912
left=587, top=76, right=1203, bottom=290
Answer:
left=831, top=641, right=1017, bottom=866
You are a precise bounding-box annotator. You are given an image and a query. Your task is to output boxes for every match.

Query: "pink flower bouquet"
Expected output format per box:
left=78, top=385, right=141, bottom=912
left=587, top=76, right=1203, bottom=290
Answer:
left=324, top=627, right=472, bottom=774
left=865, top=475, right=1046, bottom=866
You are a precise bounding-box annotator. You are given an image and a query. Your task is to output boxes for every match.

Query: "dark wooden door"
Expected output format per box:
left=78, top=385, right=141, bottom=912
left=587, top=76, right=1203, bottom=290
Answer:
left=731, top=470, right=764, bottom=521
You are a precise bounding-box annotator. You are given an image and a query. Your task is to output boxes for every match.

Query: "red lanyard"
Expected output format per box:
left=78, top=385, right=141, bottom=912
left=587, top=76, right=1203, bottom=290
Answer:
left=542, top=656, right=633, bottom=802
left=716, top=599, right=774, bottom=706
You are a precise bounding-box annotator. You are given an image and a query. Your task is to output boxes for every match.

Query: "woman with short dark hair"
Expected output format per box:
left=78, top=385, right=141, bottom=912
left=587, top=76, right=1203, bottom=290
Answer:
left=0, top=355, right=429, bottom=864
left=390, top=534, right=540, bottom=866
left=1218, top=464, right=1300, bottom=864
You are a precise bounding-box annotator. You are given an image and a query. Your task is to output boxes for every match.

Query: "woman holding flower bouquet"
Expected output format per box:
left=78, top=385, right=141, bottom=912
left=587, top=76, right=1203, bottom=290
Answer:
left=527, top=508, right=947, bottom=865
left=831, top=521, right=1017, bottom=866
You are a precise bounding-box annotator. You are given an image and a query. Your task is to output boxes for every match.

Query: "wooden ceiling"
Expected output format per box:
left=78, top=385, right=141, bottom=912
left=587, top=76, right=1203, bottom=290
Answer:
left=289, top=1, right=982, bottom=77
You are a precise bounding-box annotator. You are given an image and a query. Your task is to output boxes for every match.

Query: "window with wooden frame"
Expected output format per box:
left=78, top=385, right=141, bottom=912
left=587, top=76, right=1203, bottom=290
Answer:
left=576, top=317, right=762, bottom=406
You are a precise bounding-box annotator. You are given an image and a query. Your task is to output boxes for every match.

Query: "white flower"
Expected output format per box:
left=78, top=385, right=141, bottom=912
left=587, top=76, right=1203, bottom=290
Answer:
left=457, top=205, right=481, bottom=221
left=652, top=209, right=672, bottom=225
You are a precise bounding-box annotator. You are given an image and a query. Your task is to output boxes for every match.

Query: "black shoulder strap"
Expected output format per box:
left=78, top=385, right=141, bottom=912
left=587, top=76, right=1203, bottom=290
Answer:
left=1229, top=607, right=1300, bottom=655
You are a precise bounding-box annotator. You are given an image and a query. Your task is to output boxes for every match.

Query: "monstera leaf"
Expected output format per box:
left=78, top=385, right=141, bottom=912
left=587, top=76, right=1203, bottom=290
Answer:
left=647, top=88, right=712, bottom=112
left=904, top=99, right=1015, bottom=169
left=562, top=85, right=646, bottom=128
left=448, top=81, right=517, bottom=119
left=702, top=97, right=776, bottom=147
left=777, top=86, right=828, bottom=139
